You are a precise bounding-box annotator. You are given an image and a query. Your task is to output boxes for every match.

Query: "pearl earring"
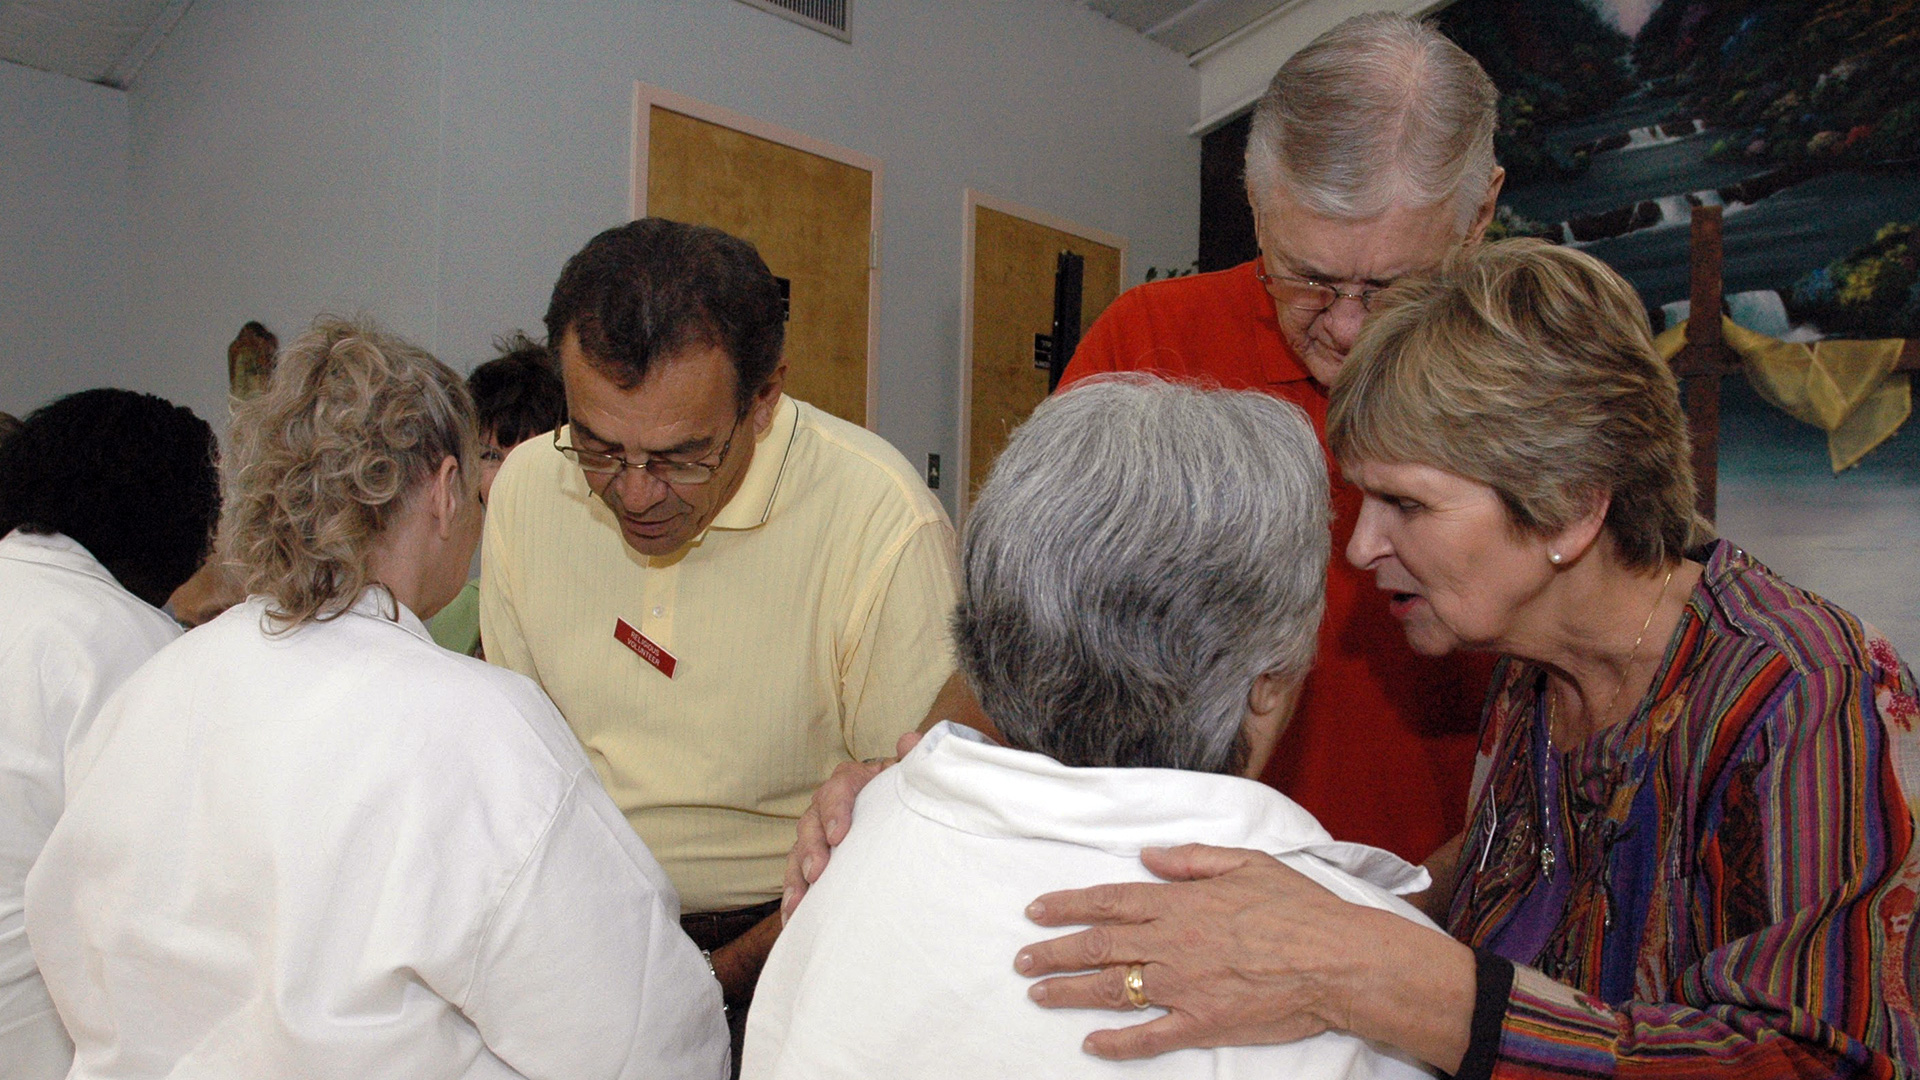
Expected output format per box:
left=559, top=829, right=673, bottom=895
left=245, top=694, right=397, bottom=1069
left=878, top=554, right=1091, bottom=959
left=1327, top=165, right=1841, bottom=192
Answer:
left=1549, top=551, right=1564, bottom=565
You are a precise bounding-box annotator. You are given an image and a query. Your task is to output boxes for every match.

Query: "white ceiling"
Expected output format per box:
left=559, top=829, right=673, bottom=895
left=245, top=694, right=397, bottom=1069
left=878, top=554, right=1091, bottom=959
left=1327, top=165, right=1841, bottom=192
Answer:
left=0, top=0, right=190, bottom=87
left=0, top=0, right=1315, bottom=129
left=1086, top=0, right=1297, bottom=57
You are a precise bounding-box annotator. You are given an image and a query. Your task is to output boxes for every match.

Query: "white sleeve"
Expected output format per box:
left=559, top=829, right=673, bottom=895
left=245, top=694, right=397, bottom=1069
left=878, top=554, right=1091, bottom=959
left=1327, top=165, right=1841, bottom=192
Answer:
left=462, top=774, right=729, bottom=1080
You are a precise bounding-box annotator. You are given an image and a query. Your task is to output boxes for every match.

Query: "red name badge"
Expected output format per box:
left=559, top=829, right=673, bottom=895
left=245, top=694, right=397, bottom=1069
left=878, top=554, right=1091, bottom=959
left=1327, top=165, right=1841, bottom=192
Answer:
left=614, top=618, right=678, bottom=678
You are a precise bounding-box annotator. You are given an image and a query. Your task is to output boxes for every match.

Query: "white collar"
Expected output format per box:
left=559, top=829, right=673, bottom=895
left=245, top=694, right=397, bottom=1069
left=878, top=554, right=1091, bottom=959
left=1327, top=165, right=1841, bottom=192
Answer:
left=342, top=586, right=436, bottom=644
left=897, top=722, right=1429, bottom=895
left=0, top=528, right=142, bottom=595
left=247, top=586, right=436, bottom=646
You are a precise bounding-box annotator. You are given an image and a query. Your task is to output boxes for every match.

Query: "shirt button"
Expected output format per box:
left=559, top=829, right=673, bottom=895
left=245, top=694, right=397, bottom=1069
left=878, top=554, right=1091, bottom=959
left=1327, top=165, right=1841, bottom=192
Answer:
left=651, top=606, right=665, bottom=617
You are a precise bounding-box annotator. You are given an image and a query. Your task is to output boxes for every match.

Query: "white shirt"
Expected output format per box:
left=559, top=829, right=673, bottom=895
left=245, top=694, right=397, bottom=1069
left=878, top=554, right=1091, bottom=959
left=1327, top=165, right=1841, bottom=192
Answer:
left=1, top=530, right=181, bottom=1080
left=26, top=591, right=729, bottom=1080
left=745, top=722, right=1440, bottom=1079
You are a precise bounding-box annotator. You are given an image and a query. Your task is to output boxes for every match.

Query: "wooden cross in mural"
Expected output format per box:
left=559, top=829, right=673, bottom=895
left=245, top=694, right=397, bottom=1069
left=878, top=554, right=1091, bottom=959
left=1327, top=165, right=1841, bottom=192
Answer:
left=1670, top=205, right=1920, bottom=524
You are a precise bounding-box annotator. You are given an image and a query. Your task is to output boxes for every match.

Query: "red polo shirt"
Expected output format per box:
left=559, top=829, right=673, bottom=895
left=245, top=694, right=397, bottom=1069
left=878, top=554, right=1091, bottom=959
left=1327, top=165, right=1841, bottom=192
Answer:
left=1059, top=259, right=1491, bottom=863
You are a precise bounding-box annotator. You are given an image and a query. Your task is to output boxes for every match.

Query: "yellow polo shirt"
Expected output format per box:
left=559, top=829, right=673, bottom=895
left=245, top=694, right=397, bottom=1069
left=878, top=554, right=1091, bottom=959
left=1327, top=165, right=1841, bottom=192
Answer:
left=480, top=395, right=958, bottom=912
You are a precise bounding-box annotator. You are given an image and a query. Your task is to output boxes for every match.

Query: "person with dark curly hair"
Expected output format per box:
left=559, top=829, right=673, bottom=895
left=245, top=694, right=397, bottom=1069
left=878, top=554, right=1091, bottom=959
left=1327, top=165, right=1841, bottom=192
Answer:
left=429, top=332, right=566, bottom=657
left=0, top=388, right=218, bottom=1080
left=0, top=389, right=220, bottom=609
left=470, top=331, right=567, bottom=503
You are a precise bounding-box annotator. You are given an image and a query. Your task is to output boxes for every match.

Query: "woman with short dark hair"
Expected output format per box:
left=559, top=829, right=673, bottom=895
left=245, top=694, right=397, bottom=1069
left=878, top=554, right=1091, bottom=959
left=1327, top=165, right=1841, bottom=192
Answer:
left=1, top=388, right=218, bottom=1080
left=428, top=331, right=566, bottom=657
left=0, top=389, right=219, bottom=609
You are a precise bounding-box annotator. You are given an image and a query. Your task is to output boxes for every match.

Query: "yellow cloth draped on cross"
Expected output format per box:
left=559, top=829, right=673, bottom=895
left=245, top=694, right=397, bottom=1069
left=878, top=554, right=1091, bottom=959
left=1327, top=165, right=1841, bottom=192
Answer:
left=1656, top=316, right=1912, bottom=472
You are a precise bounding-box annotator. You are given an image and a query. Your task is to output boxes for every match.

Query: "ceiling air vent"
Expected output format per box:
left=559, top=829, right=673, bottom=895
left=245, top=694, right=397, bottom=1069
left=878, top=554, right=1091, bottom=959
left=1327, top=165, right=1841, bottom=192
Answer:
left=736, top=0, right=851, bottom=43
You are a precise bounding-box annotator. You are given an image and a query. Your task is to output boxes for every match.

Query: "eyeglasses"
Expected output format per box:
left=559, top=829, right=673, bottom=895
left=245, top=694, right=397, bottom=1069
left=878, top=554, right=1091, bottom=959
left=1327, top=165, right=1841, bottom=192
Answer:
left=552, top=414, right=746, bottom=486
left=1254, top=261, right=1389, bottom=314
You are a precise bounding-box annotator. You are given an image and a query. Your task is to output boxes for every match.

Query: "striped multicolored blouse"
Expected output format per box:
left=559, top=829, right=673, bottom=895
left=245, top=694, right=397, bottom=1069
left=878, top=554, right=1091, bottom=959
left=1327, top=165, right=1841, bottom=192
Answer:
left=1447, top=541, right=1920, bottom=1078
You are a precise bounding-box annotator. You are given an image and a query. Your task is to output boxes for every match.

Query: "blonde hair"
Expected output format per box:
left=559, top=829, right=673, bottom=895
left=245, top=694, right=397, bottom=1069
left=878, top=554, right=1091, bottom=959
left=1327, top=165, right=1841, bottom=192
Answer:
left=1328, top=240, right=1697, bottom=570
left=224, top=316, right=476, bottom=629
left=1245, top=13, right=1498, bottom=230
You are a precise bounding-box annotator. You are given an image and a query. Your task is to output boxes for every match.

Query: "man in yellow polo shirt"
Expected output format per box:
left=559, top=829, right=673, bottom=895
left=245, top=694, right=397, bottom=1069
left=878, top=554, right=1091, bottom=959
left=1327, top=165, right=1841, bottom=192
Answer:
left=480, top=219, right=957, bottom=1047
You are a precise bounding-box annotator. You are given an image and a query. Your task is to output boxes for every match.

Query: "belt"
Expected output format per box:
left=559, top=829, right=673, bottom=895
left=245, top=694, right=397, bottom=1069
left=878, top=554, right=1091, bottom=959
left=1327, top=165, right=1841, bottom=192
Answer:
left=680, top=898, right=781, bottom=953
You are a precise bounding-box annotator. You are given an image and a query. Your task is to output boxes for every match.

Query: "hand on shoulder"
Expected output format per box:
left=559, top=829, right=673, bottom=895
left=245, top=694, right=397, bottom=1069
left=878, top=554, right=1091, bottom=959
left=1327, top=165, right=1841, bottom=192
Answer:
left=781, top=729, right=923, bottom=922
left=1015, top=843, right=1476, bottom=1070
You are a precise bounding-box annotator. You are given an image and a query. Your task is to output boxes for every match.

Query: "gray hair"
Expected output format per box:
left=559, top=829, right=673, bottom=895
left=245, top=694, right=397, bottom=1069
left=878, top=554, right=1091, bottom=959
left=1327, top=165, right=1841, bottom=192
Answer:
left=954, top=375, right=1329, bottom=774
left=1244, top=13, right=1498, bottom=229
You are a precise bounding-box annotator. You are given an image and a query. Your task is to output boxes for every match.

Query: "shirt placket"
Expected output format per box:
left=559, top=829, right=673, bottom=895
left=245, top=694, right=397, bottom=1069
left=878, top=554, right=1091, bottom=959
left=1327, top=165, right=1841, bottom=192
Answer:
left=642, top=557, right=680, bottom=654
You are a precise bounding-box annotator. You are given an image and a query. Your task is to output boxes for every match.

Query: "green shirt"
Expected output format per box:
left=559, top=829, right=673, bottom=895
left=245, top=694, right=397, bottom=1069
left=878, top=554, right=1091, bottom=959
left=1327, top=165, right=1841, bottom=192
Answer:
left=428, top=580, right=481, bottom=657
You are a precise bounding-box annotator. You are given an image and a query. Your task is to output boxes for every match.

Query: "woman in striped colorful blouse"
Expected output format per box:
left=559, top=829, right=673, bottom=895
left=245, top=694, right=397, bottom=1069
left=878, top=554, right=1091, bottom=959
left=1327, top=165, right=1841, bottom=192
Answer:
left=1013, top=240, right=1920, bottom=1079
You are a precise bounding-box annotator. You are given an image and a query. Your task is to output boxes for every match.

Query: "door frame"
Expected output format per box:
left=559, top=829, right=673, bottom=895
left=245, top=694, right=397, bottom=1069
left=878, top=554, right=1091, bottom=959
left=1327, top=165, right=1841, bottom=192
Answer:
left=956, top=188, right=1127, bottom=523
left=632, top=82, right=884, bottom=427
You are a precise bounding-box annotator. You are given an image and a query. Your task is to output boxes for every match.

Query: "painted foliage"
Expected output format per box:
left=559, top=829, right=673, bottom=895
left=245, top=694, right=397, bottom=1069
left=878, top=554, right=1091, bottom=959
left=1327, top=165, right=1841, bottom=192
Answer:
left=1434, top=0, right=1920, bottom=655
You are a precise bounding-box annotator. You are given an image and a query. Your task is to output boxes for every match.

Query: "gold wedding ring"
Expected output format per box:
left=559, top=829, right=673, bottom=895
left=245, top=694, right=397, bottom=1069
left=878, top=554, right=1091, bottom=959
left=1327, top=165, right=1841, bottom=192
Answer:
left=1123, top=963, right=1149, bottom=1009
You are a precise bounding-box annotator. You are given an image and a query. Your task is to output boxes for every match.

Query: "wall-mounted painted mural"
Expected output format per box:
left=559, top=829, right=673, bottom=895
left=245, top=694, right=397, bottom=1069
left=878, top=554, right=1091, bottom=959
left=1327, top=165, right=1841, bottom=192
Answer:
left=1432, top=0, right=1920, bottom=655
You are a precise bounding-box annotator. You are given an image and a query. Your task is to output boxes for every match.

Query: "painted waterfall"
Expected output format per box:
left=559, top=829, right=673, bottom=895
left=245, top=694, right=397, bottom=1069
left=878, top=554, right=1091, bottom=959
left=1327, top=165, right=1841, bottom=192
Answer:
left=1435, top=0, right=1920, bottom=655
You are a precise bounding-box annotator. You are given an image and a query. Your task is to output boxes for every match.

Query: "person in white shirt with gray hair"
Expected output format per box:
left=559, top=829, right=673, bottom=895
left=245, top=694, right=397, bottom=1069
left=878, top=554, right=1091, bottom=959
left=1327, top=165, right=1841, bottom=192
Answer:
left=743, top=374, right=1444, bottom=1079
left=26, top=317, right=728, bottom=1080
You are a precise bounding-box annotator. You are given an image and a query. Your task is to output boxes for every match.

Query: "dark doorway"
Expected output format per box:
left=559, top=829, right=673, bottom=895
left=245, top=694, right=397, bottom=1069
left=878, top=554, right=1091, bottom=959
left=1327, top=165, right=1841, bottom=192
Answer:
left=1199, top=112, right=1259, bottom=272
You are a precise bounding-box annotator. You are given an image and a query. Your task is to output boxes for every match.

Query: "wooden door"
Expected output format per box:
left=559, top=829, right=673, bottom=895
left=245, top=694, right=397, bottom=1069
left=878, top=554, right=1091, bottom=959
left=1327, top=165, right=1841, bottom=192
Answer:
left=964, top=197, right=1124, bottom=511
left=639, top=90, right=878, bottom=426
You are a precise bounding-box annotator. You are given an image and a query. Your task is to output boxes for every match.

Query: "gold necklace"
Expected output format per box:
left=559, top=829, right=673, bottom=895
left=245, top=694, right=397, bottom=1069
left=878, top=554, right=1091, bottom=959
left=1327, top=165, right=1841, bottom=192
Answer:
left=1538, top=563, right=1676, bottom=883
left=1540, top=690, right=1559, bottom=882
left=1603, top=565, right=1676, bottom=724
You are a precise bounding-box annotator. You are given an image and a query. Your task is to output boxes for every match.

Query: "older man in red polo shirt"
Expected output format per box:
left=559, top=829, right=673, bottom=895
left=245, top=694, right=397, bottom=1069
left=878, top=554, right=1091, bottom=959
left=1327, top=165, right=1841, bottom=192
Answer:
left=781, top=14, right=1508, bottom=896
left=1050, top=16, right=1506, bottom=862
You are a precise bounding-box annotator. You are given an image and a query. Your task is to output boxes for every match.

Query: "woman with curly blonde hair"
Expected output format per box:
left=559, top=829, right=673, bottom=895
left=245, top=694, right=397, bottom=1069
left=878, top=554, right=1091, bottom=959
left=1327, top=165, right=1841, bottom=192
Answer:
left=26, top=318, right=728, bottom=1079
left=221, top=317, right=480, bottom=628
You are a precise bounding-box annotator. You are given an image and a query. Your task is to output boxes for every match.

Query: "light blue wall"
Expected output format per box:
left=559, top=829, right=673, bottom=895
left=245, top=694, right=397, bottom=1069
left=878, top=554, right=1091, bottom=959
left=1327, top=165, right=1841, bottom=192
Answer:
left=119, top=0, right=443, bottom=430
left=95, top=0, right=1200, bottom=513
left=0, top=61, right=133, bottom=418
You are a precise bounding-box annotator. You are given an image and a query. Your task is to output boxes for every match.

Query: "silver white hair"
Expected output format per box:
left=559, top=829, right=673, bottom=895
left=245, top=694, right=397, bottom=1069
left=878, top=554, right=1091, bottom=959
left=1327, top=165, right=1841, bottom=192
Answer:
left=954, top=375, right=1329, bottom=774
left=1244, top=13, right=1498, bottom=229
